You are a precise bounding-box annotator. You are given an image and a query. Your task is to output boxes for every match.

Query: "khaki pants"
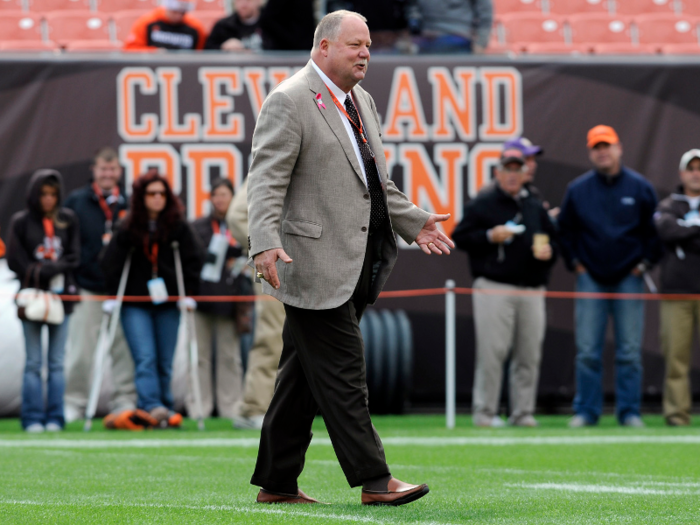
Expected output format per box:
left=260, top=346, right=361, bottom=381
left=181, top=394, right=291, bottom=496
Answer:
left=65, top=290, right=136, bottom=416
left=472, top=277, right=546, bottom=425
left=186, top=311, right=242, bottom=419
left=233, top=284, right=285, bottom=418
left=661, top=300, right=700, bottom=424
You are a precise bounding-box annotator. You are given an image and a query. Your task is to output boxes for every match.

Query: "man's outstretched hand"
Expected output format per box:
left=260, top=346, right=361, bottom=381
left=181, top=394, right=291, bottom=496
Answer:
left=253, top=248, right=293, bottom=289
left=415, top=214, right=456, bottom=255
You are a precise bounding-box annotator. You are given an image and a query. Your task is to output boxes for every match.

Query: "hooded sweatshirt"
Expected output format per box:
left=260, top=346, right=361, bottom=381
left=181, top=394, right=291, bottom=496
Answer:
left=654, top=186, right=700, bottom=294
left=7, top=170, right=80, bottom=314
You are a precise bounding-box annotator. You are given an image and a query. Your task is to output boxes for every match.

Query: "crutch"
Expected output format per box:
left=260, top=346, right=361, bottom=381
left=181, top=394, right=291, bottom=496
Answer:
left=172, top=241, right=205, bottom=431
left=84, top=251, right=132, bottom=431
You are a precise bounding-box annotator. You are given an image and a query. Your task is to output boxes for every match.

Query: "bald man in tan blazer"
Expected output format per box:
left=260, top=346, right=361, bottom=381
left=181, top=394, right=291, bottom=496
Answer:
left=247, top=10, right=454, bottom=506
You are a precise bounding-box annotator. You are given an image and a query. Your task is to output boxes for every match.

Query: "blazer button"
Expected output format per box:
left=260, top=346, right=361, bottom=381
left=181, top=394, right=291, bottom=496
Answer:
left=363, top=193, right=369, bottom=200
left=361, top=226, right=367, bottom=232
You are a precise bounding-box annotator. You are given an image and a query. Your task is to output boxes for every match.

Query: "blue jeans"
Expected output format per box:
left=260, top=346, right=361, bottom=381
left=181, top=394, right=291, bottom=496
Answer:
left=121, top=306, right=180, bottom=412
left=21, top=318, right=69, bottom=429
left=573, top=273, right=644, bottom=424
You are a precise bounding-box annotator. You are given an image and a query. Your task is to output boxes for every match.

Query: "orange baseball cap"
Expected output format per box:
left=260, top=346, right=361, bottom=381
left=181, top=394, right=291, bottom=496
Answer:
left=587, top=125, right=619, bottom=148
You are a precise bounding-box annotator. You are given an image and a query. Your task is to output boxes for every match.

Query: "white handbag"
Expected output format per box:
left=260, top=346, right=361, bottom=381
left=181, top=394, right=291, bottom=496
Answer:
left=16, top=265, right=65, bottom=325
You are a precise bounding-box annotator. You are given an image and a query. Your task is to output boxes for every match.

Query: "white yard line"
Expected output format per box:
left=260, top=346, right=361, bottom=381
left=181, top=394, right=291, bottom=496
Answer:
left=507, top=482, right=700, bottom=496
left=0, top=499, right=454, bottom=525
left=3, top=435, right=700, bottom=448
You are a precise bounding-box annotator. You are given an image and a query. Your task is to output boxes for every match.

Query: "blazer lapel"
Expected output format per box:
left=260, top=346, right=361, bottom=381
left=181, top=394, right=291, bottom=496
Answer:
left=304, top=63, right=365, bottom=185
left=352, top=89, right=388, bottom=187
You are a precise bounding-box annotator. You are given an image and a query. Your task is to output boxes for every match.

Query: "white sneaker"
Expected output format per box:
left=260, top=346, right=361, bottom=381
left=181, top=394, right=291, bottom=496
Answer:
left=25, top=423, right=44, bottom=433
left=64, top=405, right=83, bottom=424
left=233, top=414, right=265, bottom=430
left=510, top=415, right=539, bottom=427
left=45, top=422, right=63, bottom=432
left=474, top=416, right=506, bottom=428
left=622, top=415, right=645, bottom=428
left=568, top=415, right=593, bottom=428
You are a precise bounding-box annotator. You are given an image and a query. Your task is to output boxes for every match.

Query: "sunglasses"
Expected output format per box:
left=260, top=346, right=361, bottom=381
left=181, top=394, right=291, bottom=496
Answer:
left=145, top=190, right=167, bottom=197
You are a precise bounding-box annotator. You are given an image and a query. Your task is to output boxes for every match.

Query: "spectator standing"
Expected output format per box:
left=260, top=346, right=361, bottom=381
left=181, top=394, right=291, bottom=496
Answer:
left=101, top=170, right=203, bottom=428
left=415, top=0, right=492, bottom=54
left=558, top=125, right=662, bottom=428
left=453, top=149, right=557, bottom=427
left=124, top=0, right=207, bottom=51
left=7, top=170, right=80, bottom=432
left=63, top=147, right=136, bottom=423
left=227, top=177, right=285, bottom=430
left=259, top=0, right=315, bottom=51
left=187, top=179, right=244, bottom=419
left=205, top=0, right=264, bottom=51
left=655, top=149, right=700, bottom=427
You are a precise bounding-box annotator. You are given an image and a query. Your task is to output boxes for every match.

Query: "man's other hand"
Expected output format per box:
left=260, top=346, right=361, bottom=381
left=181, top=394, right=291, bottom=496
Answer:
left=415, top=214, right=455, bottom=255
left=532, top=243, right=553, bottom=261
left=489, top=225, right=515, bottom=244
left=254, top=248, right=293, bottom=290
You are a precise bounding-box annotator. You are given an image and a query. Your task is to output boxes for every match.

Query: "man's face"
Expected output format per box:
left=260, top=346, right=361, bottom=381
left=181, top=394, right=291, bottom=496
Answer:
left=495, top=162, right=526, bottom=196
left=589, top=142, right=622, bottom=172
left=324, top=16, right=371, bottom=90
left=211, top=185, right=234, bottom=216
left=524, top=155, right=537, bottom=182
left=92, top=158, right=122, bottom=192
left=681, top=157, right=700, bottom=195
left=165, top=9, right=186, bottom=24
left=234, top=0, right=260, bottom=20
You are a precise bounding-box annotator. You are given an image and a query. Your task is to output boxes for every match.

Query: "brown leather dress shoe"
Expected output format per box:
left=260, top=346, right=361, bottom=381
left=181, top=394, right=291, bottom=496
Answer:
left=361, top=477, right=430, bottom=506
left=256, top=488, right=322, bottom=504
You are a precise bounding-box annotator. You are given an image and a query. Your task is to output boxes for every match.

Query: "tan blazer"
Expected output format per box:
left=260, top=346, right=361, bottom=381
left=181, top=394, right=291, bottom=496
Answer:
left=247, top=61, right=430, bottom=310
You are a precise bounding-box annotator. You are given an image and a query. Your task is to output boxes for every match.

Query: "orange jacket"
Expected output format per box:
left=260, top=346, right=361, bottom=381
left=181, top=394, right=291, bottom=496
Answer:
left=124, top=7, right=207, bottom=51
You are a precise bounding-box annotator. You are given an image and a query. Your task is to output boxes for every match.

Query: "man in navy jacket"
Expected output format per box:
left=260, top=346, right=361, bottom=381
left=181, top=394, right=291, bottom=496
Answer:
left=62, top=147, right=136, bottom=423
left=558, top=126, right=662, bottom=428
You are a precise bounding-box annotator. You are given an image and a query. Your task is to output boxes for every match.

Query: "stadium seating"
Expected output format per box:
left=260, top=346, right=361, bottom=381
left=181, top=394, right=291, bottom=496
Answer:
left=680, top=2, right=700, bottom=16
left=0, top=12, right=43, bottom=40
left=660, top=42, right=700, bottom=53
left=28, top=0, right=91, bottom=11
left=636, top=14, right=700, bottom=46
left=45, top=11, right=110, bottom=45
left=191, top=10, right=224, bottom=34
left=612, top=0, right=678, bottom=15
left=64, top=38, right=121, bottom=50
left=0, top=39, right=58, bottom=49
left=500, top=13, right=567, bottom=45
left=548, top=0, right=611, bottom=15
left=569, top=13, right=633, bottom=45
left=592, top=42, right=658, bottom=53
left=192, top=0, right=227, bottom=11
left=112, top=9, right=147, bottom=42
left=523, top=42, right=590, bottom=53
left=494, top=0, right=543, bottom=14
left=0, top=0, right=25, bottom=11
left=93, top=0, right=156, bottom=12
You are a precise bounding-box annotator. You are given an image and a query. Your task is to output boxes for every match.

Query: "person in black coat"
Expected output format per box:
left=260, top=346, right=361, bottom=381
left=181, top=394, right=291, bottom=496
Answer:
left=186, top=179, right=245, bottom=419
left=452, top=149, right=557, bottom=428
left=7, top=169, right=80, bottom=432
left=204, top=0, right=265, bottom=51
left=101, top=169, right=203, bottom=428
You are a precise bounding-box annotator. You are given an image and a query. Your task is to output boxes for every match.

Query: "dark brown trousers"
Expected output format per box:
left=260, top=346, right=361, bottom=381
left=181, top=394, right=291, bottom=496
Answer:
left=250, top=234, right=390, bottom=493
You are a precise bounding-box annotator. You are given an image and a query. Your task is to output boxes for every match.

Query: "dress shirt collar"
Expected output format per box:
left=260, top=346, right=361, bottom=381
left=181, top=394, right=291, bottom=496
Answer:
left=311, top=60, right=351, bottom=102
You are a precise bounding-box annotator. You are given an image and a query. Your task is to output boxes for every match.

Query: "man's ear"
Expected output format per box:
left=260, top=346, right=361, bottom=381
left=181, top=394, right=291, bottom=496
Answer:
left=320, top=39, right=330, bottom=57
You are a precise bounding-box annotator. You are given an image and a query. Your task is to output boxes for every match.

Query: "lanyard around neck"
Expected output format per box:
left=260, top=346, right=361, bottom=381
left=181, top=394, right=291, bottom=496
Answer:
left=211, top=220, right=237, bottom=247
left=322, top=85, right=367, bottom=144
left=144, top=237, right=158, bottom=278
left=92, top=182, right=120, bottom=226
left=42, top=217, right=55, bottom=260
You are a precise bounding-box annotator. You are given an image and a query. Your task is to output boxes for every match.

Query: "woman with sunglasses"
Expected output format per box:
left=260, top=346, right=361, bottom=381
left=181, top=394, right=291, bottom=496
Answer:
left=101, top=170, right=203, bottom=428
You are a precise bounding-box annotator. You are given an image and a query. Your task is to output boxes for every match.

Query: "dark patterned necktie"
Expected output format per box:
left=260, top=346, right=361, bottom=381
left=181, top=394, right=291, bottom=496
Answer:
left=344, top=94, right=388, bottom=232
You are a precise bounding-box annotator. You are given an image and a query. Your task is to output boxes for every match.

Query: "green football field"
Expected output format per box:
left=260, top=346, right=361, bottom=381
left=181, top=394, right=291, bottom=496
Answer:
left=1, top=415, right=699, bottom=524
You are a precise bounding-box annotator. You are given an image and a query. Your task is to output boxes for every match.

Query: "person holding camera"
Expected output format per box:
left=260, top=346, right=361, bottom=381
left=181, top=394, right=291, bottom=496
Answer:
left=187, top=178, right=248, bottom=420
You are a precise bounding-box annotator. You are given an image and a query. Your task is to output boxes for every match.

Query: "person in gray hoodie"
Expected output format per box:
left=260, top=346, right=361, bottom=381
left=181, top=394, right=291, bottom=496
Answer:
left=7, top=170, right=80, bottom=433
left=655, top=149, right=700, bottom=427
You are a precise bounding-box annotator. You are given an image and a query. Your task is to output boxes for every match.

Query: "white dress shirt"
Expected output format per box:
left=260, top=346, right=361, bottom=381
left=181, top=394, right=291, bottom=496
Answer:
left=311, top=60, right=369, bottom=187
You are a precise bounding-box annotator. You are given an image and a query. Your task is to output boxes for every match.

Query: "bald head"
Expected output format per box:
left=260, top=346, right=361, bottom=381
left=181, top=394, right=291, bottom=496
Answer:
left=311, top=11, right=371, bottom=93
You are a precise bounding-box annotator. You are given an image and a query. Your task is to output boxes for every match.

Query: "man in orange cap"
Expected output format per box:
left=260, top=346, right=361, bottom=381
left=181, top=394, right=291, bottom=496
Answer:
left=558, top=125, right=662, bottom=429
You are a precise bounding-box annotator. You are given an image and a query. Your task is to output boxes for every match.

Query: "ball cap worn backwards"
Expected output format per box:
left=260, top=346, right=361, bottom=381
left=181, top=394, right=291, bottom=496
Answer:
left=587, top=125, right=619, bottom=148
left=679, top=149, right=700, bottom=171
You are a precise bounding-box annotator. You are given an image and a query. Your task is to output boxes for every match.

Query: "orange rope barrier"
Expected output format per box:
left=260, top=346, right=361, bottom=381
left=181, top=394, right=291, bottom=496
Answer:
left=3, top=287, right=700, bottom=302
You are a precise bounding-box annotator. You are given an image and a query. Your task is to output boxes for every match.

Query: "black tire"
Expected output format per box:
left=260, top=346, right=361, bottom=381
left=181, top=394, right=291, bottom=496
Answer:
left=394, top=310, right=413, bottom=414
left=380, top=309, right=400, bottom=413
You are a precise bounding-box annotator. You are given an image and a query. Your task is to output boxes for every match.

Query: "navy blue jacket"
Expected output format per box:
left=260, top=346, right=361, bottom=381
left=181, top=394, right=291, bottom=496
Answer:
left=557, top=166, right=662, bottom=285
left=63, top=183, right=127, bottom=293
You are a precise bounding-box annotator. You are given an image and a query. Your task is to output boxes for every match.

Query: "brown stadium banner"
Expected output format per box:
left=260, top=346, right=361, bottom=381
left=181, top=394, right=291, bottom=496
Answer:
left=1, top=54, right=699, bottom=408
